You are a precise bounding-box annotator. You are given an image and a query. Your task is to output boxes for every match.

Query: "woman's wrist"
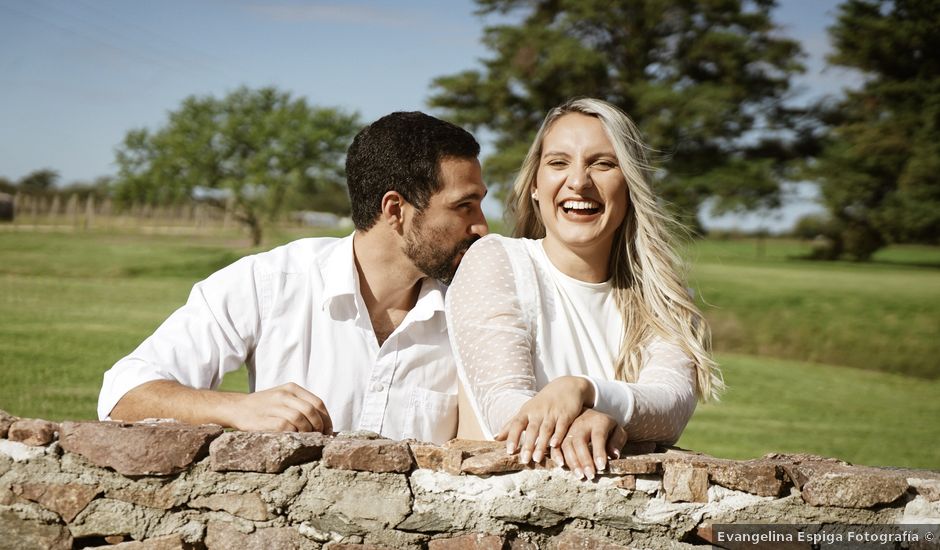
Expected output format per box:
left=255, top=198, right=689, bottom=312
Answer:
left=565, top=376, right=596, bottom=409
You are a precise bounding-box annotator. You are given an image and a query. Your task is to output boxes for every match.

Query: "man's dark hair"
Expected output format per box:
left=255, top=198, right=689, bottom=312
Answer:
left=345, top=111, right=480, bottom=230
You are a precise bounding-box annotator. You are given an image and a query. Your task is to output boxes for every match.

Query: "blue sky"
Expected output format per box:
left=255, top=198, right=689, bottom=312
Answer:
left=0, top=0, right=859, bottom=230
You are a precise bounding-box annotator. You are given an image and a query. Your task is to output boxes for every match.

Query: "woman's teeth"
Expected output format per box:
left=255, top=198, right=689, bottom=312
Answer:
left=561, top=200, right=601, bottom=213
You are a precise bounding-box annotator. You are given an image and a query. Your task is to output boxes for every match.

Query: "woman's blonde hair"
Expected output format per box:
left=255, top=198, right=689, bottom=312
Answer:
left=507, top=98, right=723, bottom=402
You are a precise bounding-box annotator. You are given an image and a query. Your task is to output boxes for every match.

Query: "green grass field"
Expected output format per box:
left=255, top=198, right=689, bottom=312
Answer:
left=0, top=226, right=937, bottom=469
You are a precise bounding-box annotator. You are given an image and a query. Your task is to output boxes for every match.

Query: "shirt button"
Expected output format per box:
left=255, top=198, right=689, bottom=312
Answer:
left=372, top=382, right=384, bottom=392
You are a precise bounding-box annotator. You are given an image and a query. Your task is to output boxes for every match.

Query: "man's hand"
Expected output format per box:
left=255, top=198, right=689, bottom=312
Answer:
left=109, top=380, right=333, bottom=434
left=221, top=383, right=333, bottom=434
left=495, top=376, right=595, bottom=465
left=555, top=408, right=627, bottom=480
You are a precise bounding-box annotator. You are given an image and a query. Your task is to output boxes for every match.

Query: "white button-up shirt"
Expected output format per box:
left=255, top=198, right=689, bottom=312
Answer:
left=98, top=234, right=458, bottom=443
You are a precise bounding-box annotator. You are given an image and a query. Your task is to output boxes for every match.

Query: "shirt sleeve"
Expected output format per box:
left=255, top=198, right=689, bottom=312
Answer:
left=586, top=337, right=698, bottom=445
left=445, top=237, right=536, bottom=438
left=97, top=257, right=262, bottom=420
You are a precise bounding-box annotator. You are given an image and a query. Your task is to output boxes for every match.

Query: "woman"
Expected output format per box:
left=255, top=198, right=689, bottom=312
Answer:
left=445, top=98, right=723, bottom=480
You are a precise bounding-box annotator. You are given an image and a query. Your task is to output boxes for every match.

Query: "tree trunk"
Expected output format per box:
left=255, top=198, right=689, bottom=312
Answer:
left=248, top=219, right=263, bottom=247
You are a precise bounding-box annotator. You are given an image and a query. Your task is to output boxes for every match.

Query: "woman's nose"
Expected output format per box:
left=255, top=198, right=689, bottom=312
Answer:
left=566, top=165, right=593, bottom=192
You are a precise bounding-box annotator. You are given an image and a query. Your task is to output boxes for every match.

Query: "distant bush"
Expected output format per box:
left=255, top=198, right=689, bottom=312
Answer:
left=791, top=214, right=844, bottom=260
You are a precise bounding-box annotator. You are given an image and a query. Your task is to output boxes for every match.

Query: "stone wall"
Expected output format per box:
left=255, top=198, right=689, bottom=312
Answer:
left=1, top=409, right=938, bottom=549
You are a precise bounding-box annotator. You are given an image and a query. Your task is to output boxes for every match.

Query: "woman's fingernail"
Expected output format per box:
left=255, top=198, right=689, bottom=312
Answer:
left=554, top=455, right=565, bottom=468
left=519, top=450, right=531, bottom=464
left=613, top=449, right=621, bottom=458
left=585, top=467, right=595, bottom=480
left=506, top=442, right=514, bottom=455
left=595, top=457, right=606, bottom=471
left=532, top=450, right=543, bottom=463
left=574, top=468, right=584, bottom=479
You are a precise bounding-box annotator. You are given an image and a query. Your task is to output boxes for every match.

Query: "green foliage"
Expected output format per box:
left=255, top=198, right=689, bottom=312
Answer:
left=812, top=0, right=940, bottom=259
left=679, top=353, right=940, bottom=469
left=18, top=168, right=60, bottom=193
left=686, top=238, right=940, bottom=379
left=429, top=0, right=809, bottom=226
left=0, top=176, right=16, bottom=194
left=1, top=230, right=938, bottom=468
left=113, top=87, right=361, bottom=244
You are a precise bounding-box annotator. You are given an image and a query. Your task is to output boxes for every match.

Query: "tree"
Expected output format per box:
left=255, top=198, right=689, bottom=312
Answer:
left=811, top=0, right=940, bottom=260
left=18, top=169, right=60, bottom=193
left=113, top=87, right=361, bottom=245
left=0, top=176, right=16, bottom=195
left=428, top=0, right=810, bottom=229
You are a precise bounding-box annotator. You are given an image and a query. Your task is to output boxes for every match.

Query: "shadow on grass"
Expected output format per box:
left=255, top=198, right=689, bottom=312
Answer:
left=119, top=251, right=245, bottom=279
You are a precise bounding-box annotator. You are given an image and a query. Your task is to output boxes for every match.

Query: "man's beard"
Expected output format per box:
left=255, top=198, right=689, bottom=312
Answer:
left=403, top=217, right=479, bottom=285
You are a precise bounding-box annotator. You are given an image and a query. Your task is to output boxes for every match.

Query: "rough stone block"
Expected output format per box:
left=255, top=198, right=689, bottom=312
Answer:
left=428, top=533, right=506, bottom=550
left=707, top=459, right=784, bottom=497
left=189, top=492, right=271, bottom=521
left=763, top=452, right=849, bottom=490
left=108, top=534, right=191, bottom=549
left=442, top=439, right=505, bottom=455
left=801, top=469, right=908, bottom=508
left=460, top=450, right=527, bottom=475
left=209, top=431, right=327, bottom=473
left=328, top=544, right=395, bottom=550
left=614, top=475, right=636, bottom=491
left=0, top=409, right=16, bottom=438
left=411, top=443, right=464, bottom=475
left=13, top=482, right=100, bottom=522
left=909, top=478, right=940, bottom=502
left=0, top=509, right=73, bottom=550
left=7, top=418, right=59, bottom=446
left=323, top=439, right=414, bottom=473
left=0, top=439, right=47, bottom=461
left=0, top=485, right=16, bottom=505
left=554, top=530, right=633, bottom=549
left=59, top=421, right=222, bottom=476
left=607, top=454, right=663, bottom=475
left=662, top=451, right=784, bottom=497
left=205, top=520, right=314, bottom=549
left=292, top=468, right=412, bottom=533
left=336, top=430, right=386, bottom=440
left=663, top=463, right=709, bottom=503
left=107, top=484, right=184, bottom=510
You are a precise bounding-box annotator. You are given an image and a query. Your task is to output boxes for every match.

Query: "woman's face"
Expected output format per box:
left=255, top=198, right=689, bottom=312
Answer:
left=534, top=113, right=629, bottom=258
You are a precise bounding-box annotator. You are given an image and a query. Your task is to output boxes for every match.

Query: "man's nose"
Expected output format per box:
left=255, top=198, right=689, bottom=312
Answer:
left=470, top=210, right=489, bottom=237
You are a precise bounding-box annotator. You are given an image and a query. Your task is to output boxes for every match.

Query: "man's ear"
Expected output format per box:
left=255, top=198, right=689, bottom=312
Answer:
left=380, top=191, right=408, bottom=233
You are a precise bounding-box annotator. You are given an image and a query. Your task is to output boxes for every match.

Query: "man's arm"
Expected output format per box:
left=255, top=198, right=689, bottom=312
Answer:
left=110, top=380, right=333, bottom=433
left=100, top=256, right=332, bottom=434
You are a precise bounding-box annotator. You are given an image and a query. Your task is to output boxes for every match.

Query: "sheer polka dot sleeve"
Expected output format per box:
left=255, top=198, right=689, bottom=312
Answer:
left=588, top=338, right=697, bottom=445
left=445, top=236, right=537, bottom=438
left=627, top=338, right=698, bottom=444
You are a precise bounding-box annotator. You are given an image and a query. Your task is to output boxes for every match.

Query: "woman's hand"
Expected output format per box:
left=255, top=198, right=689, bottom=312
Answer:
left=495, top=376, right=595, bottom=465
left=557, top=408, right=627, bottom=480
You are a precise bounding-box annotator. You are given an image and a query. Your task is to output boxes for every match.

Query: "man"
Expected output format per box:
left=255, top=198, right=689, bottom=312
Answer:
left=98, top=111, right=488, bottom=444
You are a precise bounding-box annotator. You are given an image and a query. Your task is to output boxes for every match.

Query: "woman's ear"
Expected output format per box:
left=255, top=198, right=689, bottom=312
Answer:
left=380, top=191, right=407, bottom=232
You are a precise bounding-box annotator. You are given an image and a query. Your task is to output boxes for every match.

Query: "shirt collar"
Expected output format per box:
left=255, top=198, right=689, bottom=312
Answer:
left=318, top=232, right=359, bottom=311
left=317, top=232, right=447, bottom=324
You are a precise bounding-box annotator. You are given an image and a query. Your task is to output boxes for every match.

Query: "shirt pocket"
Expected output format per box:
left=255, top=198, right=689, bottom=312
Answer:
left=402, top=387, right=458, bottom=444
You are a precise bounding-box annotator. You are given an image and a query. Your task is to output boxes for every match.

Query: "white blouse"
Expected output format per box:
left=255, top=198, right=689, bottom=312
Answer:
left=445, top=234, right=698, bottom=444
